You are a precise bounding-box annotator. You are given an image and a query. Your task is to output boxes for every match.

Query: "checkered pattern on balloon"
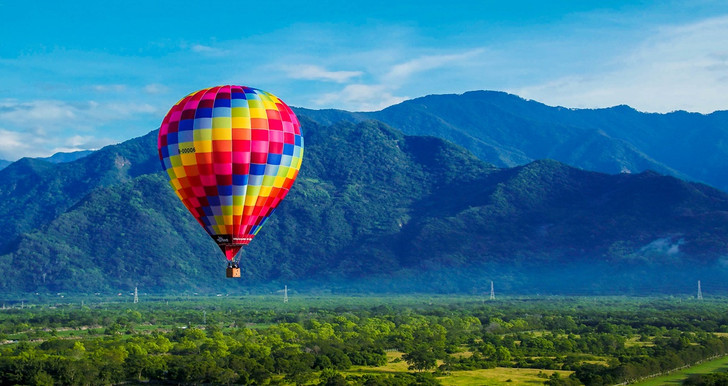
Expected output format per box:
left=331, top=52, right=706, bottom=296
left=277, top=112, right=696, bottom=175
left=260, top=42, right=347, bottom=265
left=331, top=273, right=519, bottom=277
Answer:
left=158, top=85, right=304, bottom=262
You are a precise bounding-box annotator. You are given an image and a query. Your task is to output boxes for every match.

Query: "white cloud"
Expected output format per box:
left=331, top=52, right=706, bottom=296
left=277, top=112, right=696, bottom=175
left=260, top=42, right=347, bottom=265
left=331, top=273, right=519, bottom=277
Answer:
left=0, top=100, right=76, bottom=124
left=190, top=44, right=229, bottom=56
left=144, top=83, right=169, bottom=94
left=383, top=49, right=485, bottom=84
left=90, top=84, right=127, bottom=93
left=0, top=128, right=114, bottom=160
left=315, top=84, right=407, bottom=112
left=284, top=64, right=362, bottom=83
left=0, top=99, right=158, bottom=160
left=306, top=49, right=487, bottom=111
left=513, top=15, right=728, bottom=113
left=0, top=129, right=28, bottom=155
left=0, top=99, right=157, bottom=129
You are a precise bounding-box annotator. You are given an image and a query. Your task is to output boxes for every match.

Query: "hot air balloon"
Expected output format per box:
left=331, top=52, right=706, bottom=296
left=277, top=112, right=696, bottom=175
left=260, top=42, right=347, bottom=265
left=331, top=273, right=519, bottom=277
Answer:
left=157, top=85, right=304, bottom=277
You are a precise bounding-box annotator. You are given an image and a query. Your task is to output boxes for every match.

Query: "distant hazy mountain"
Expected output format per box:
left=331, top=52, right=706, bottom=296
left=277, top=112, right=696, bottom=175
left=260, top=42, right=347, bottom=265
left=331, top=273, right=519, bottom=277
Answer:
left=40, top=149, right=94, bottom=164
left=1, top=118, right=727, bottom=294
left=295, top=91, right=728, bottom=191
left=0, top=150, right=94, bottom=171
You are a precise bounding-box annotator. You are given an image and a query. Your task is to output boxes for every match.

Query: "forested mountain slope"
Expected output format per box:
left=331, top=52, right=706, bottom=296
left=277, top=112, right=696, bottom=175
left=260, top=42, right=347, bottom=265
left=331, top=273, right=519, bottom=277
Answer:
left=295, top=91, right=728, bottom=191
left=1, top=117, right=727, bottom=293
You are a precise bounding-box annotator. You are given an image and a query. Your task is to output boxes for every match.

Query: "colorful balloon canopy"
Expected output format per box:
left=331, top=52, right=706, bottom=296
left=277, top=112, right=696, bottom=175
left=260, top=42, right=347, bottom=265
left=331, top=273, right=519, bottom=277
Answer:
left=157, top=85, right=304, bottom=261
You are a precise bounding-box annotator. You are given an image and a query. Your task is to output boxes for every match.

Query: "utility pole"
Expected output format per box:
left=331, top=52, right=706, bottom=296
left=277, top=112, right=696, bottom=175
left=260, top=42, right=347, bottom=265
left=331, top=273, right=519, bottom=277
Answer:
left=490, top=281, right=495, bottom=300
left=697, top=280, right=703, bottom=300
left=283, top=285, right=289, bottom=303
left=133, top=287, right=139, bottom=304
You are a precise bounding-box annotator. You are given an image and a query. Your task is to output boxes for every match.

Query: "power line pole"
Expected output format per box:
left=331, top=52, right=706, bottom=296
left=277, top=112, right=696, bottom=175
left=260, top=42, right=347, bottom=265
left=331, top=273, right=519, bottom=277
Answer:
left=283, top=285, right=288, bottom=303
left=490, top=281, right=495, bottom=300
left=133, top=287, right=139, bottom=304
left=697, top=280, right=703, bottom=300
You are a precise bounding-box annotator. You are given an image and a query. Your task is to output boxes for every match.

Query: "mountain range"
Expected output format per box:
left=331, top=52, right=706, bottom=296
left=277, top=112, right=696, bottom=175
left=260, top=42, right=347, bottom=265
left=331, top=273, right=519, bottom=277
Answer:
left=0, top=150, right=94, bottom=171
left=295, top=91, right=728, bottom=192
left=0, top=92, right=727, bottom=295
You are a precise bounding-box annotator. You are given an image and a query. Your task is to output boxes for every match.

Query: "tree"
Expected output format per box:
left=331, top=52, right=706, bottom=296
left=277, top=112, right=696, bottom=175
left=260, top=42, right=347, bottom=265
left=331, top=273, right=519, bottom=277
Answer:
left=545, top=372, right=582, bottom=386
left=495, top=346, right=512, bottom=363
left=31, top=371, right=54, bottom=386
left=403, top=344, right=437, bottom=372
left=319, top=368, right=348, bottom=386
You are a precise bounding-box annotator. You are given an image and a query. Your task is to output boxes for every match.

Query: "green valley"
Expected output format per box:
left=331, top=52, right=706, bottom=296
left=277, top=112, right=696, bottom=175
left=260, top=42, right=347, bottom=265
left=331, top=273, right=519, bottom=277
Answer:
left=1, top=295, right=727, bottom=385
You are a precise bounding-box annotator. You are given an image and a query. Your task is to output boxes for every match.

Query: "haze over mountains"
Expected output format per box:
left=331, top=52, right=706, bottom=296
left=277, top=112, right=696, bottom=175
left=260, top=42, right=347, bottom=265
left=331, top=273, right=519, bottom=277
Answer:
left=1, top=91, right=727, bottom=295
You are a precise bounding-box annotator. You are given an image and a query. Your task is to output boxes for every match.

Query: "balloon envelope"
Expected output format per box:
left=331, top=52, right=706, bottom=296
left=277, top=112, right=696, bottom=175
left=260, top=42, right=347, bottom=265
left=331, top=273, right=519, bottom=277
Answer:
left=157, top=85, right=303, bottom=260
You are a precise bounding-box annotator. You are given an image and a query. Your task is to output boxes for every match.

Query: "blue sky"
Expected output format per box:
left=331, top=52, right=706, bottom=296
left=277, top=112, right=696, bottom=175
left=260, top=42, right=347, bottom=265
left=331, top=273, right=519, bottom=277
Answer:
left=1, top=0, right=727, bottom=160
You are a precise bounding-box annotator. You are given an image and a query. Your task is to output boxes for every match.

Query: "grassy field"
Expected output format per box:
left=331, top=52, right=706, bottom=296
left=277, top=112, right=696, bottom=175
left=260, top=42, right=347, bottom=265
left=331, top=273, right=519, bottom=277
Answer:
left=633, top=355, right=728, bottom=385
left=625, top=336, right=655, bottom=348
left=436, top=368, right=573, bottom=386
left=342, top=351, right=573, bottom=385
left=344, top=351, right=417, bottom=375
